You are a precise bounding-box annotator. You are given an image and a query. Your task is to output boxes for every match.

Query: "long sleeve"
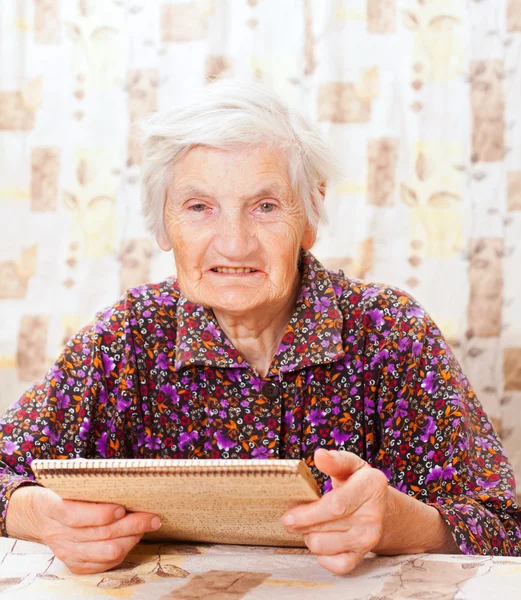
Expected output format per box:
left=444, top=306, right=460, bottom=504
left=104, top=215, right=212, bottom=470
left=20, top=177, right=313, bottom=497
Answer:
left=372, top=294, right=521, bottom=555
left=0, top=300, right=132, bottom=536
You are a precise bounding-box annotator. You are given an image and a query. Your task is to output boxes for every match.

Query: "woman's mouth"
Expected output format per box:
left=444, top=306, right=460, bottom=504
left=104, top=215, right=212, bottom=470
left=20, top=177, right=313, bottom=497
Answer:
left=210, top=267, right=259, bottom=274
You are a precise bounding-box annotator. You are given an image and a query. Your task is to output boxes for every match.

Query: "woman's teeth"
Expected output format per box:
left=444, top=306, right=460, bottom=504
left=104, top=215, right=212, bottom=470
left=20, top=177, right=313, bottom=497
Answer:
left=212, top=267, right=257, bottom=273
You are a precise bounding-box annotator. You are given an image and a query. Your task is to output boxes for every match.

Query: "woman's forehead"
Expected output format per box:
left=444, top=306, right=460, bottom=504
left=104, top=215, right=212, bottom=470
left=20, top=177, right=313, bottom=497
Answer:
left=169, top=145, right=293, bottom=197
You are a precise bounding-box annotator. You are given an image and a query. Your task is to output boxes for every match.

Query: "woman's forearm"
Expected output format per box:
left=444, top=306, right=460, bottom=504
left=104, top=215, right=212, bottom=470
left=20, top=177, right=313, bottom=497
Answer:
left=5, top=485, right=44, bottom=542
left=374, top=486, right=460, bottom=555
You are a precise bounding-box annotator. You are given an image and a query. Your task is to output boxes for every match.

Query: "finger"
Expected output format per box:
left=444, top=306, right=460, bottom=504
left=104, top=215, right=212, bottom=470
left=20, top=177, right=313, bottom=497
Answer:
left=304, top=530, right=352, bottom=556
left=66, top=559, right=125, bottom=575
left=282, top=466, right=387, bottom=530
left=51, top=498, right=127, bottom=528
left=317, top=551, right=363, bottom=576
left=314, top=449, right=368, bottom=488
left=304, top=524, right=382, bottom=555
left=68, top=512, right=161, bottom=543
left=282, top=478, right=366, bottom=530
left=53, top=533, right=142, bottom=567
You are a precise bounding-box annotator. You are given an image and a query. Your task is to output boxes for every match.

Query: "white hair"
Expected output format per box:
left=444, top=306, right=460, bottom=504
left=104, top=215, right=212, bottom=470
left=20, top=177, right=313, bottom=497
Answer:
left=138, top=80, right=341, bottom=239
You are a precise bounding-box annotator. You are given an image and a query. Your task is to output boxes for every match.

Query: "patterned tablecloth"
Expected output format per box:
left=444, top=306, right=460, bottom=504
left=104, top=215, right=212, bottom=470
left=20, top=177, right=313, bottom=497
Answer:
left=0, top=538, right=520, bottom=599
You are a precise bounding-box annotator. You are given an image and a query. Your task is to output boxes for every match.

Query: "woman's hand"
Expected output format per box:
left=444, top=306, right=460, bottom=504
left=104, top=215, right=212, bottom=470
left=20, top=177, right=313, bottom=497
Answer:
left=281, top=449, right=459, bottom=575
left=281, top=449, right=388, bottom=575
left=6, top=485, right=161, bottom=574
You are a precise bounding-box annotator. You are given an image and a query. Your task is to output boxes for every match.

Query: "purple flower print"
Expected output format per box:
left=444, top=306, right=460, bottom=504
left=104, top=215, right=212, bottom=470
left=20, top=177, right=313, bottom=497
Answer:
left=116, top=392, right=131, bottom=412
left=284, top=412, right=295, bottom=428
left=395, top=480, right=408, bottom=493
left=102, top=353, right=115, bottom=374
left=48, top=364, right=64, bottom=382
left=420, top=416, right=436, bottom=442
left=421, top=371, right=439, bottom=395
left=331, top=428, right=353, bottom=444
left=252, top=446, right=270, bottom=459
left=56, top=390, right=70, bottom=410
left=459, top=542, right=476, bottom=555
left=160, top=384, right=180, bottom=403
left=306, top=409, right=327, bottom=426
left=314, top=296, right=331, bottom=313
left=145, top=434, right=161, bottom=451
left=1, top=440, right=18, bottom=455
left=204, top=321, right=220, bottom=339
left=477, top=476, right=501, bottom=490
left=406, top=306, right=424, bottom=319
left=370, top=348, right=389, bottom=369
left=367, top=309, right=384, bottom=327
left=130, top=285, right=148, bottom=298
left=425, top=464, right=456, bottom=484
left=96, top=432, right=108, bottom=456
left=155, top=294, right=175, bottom=307
left=398, top=337, right=410, bottom=352
left=395, top=396, right=408, bottom=418
left=467, top=517, right=483, bottom=537
left=362, top=287, right=380, bottom=300
left=215, top=430, right=236, bottom=451
left=79, top=418, right=91, bottom=441
left=298, top=285, right=311, bottom=302
left=156, top=353, right=169, bottom=370
left=43, top=426, right=60, bottom=446
left=412, top=341, right=423, bottom=356
left=179, top=431, right=200, bottom=451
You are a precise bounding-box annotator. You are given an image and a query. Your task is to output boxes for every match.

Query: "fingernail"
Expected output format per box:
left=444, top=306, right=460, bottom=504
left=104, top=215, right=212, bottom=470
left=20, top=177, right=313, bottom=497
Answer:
left=114, top=507, right=126, bottom=519
left=151, top=517, right=161, bottom=530
left=282, top=514, right=296, bottom=526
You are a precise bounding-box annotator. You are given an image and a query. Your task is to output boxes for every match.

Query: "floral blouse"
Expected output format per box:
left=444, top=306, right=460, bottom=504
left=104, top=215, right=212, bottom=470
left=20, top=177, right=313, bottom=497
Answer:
left=0, top=250, right=520, bottom=555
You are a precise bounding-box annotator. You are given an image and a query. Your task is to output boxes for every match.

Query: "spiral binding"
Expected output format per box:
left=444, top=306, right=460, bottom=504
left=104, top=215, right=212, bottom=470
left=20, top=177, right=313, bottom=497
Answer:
left=31, top=458, right=304, bottom=479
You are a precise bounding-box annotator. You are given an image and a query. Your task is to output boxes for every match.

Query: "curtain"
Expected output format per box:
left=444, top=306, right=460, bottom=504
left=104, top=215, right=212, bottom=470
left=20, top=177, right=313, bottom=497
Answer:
left=1, top=0, right=520, bottom=489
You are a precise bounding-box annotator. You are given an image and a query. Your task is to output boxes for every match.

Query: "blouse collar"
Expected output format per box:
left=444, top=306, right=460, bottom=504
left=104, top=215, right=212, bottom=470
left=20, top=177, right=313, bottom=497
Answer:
left=173, top=250, right=345, bottom=375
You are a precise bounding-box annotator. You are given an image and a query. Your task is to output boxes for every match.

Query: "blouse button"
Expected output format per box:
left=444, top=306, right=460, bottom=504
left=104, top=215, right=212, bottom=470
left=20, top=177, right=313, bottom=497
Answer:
left=262, top=381, right=280, bottom=400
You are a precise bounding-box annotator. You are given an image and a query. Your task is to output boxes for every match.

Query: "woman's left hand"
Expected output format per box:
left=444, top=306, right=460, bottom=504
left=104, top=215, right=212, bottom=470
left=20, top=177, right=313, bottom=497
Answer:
left=281, top=448, right=389, bottom=575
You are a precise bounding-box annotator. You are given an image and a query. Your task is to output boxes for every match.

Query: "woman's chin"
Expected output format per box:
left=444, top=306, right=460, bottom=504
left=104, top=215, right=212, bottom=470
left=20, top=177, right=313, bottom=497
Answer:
left=208, top=291, right=267, bottom=315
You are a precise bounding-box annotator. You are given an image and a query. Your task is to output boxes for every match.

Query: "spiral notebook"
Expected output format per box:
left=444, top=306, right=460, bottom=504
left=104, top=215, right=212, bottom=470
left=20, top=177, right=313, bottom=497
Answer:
left=30, top=458, right=321, bottom=547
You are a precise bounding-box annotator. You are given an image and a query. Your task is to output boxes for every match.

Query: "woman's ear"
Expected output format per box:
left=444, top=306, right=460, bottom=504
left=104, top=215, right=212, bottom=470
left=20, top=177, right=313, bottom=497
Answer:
left=156, top=230, right=172, bottom=251
left=301, top=222, right=317, bottom=251
left=301, top=182, right=325, bottom=250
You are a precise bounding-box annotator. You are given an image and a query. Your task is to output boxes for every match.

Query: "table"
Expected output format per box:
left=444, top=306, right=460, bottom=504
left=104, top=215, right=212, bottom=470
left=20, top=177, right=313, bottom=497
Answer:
left=0, top=538, right=520, bottom=599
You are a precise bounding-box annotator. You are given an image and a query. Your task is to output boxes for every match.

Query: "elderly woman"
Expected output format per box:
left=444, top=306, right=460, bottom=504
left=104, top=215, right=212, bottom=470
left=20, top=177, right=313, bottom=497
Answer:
left=1, top=81, right=520, bottom=575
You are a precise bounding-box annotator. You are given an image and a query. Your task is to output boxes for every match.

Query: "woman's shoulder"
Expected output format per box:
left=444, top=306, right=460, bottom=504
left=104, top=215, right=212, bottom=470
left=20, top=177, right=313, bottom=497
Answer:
left=123, top=276, right=181, bottom=312
left=83, top=276, right=181, bottom=339
left=326, top=268, right=430, bottom=329
left=327, top=268, right=419, bottom=309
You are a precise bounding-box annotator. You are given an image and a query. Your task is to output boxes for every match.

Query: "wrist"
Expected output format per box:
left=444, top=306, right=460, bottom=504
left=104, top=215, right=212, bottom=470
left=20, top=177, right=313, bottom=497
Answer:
left=374, top=486, right=459, bottom=555
left=6, top=485, right=45, bottom=543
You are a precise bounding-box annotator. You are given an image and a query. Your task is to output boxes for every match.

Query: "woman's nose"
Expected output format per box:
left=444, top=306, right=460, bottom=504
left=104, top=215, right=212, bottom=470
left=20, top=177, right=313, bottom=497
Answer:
left=213, top=209, right=258, bottom=259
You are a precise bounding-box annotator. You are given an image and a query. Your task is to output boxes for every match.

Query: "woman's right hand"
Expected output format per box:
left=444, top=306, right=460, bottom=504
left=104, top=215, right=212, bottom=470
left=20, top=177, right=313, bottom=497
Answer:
left=6, top=485, right=161, bottom=574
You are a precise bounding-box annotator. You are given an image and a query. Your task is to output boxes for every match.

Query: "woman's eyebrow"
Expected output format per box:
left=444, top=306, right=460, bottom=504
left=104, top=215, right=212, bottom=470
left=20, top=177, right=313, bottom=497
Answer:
left=246, top=185, right=289, bottom=200
left=174, top=184, right=214, bottom=199
left=173, top=183, right=290, bottom=201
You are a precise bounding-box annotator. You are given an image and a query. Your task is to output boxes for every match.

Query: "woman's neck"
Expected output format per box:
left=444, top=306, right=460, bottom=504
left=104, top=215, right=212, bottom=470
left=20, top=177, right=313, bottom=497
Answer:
left=212, top=274, right=301, bottom=377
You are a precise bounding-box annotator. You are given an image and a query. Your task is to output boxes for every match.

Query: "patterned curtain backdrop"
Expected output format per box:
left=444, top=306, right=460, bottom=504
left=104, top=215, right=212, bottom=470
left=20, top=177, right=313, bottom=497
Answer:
left=1, top=0, right=520, bottom=485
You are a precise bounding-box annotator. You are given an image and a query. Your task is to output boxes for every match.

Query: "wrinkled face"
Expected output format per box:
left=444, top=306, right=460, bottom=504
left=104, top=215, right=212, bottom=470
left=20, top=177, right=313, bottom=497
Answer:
left=158, top=145, right=316, bottom=316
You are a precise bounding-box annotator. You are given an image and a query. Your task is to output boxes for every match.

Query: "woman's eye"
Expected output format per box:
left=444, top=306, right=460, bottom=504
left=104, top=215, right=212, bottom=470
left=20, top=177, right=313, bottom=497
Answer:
left=189, top=203, right=207, bottom=212
left=258, top=202, right=275, bottom=213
